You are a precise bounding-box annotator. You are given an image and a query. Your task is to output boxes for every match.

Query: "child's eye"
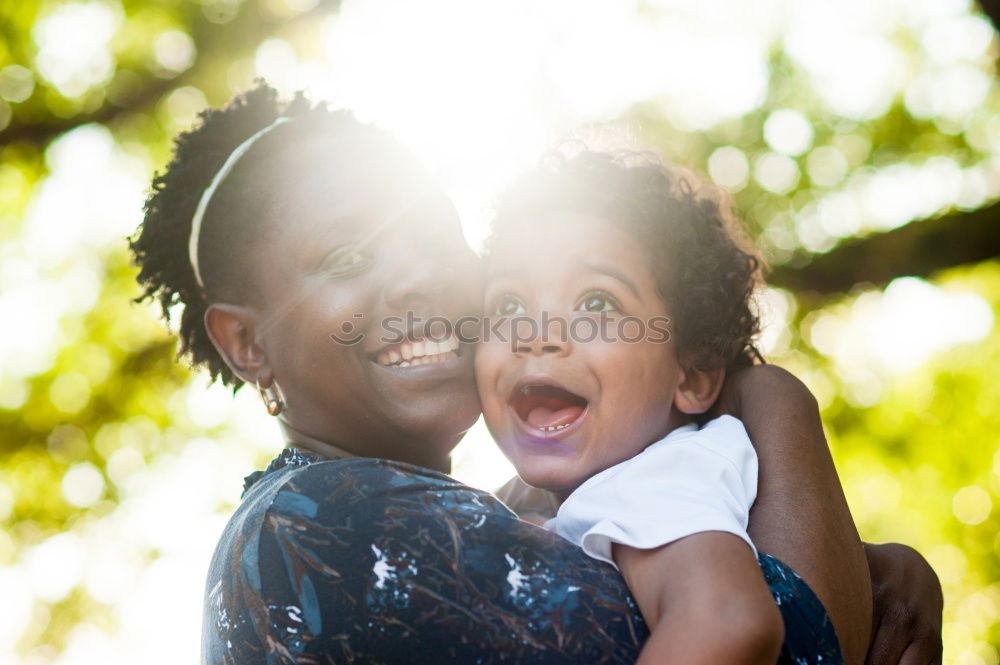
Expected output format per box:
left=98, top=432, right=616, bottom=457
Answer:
left=323, top=246, right=369, bottom=276
left=577, top=292, right=618, bottom=313
left=493, top=296, right=526, bottom=316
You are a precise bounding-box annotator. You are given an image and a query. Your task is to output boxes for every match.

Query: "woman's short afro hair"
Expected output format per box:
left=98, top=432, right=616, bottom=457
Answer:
left=129, top=81, right=374, bottom=389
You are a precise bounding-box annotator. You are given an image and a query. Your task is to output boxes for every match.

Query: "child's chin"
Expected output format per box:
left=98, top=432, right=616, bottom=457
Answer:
left=498, top=433, right=587, bottom=493
left=516, top=465, right=582, bottom=496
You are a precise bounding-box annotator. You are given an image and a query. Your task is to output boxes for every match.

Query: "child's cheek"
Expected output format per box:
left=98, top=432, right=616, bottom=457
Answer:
left=473, top=339, right=507, bottom=406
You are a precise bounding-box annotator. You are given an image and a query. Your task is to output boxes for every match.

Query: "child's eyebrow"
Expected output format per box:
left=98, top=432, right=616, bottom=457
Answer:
left=583, top=261, right=640, bottom=298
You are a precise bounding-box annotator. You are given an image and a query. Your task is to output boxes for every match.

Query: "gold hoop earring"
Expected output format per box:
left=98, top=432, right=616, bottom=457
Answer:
left=257, top=378, right=284, bottom=416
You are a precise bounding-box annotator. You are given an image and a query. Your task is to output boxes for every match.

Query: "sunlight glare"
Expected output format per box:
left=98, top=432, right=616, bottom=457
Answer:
left=764, top=110, right=814, bottom=156
left=785, top=2, right=905, bottom=119
left=316, top=0, right=776, bottom=245
left=806, top=277, right=995, bottom=375
left=450, top=417, right=516, bottom=492
left=708, top=146, right=750, bottom=191
left=32, top=2, right=121, bottom=98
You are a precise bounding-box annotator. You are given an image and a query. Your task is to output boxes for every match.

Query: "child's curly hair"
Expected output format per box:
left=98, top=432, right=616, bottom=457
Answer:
left=128, top=81, right=388, bottom=389
left=489, top=144, right=764, bottom=371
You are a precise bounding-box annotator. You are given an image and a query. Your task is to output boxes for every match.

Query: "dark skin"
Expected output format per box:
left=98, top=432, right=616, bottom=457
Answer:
left=202, top=131, right=942, bottom=665
left=477, top=213, right=706, bottom=496
left=206, top=138, right=483, bottom=472
left=712, top=365, right=872, bottom=665
left=477, top=212, right=786, bottom=665
left=711, top=369, right=944, bottom=665
left=864, top=542, right=944, bottom=665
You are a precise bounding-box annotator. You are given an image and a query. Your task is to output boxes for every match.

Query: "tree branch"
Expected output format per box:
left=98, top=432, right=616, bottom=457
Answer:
left=978, top=0, right=1000, bottom=30
left=769, top=199, right=1000, bottom=295
left=1, top=0, right=340, bottom=145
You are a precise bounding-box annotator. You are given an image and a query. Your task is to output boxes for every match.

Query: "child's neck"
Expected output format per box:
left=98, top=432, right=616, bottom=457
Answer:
left=550, top=410, right=701, bottom=503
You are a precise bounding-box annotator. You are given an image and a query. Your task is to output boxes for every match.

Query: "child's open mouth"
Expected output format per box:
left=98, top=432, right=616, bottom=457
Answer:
left=509, top=380, right=589, bottom=436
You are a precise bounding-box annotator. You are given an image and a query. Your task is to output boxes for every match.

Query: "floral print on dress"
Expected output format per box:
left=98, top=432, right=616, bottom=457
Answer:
left=202, top=448, right=842, bottom=665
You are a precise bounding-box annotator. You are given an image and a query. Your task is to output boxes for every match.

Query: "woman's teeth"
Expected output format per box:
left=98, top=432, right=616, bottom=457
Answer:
left=376, top=334, right=460, bottom=367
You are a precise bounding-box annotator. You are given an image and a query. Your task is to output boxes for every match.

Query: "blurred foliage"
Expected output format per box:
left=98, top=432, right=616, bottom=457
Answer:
left=632, top=49, right=1000, bottom=272
left=1, top=0, right=999, bottom=664
left=794, top=263, right=1000, bottom=663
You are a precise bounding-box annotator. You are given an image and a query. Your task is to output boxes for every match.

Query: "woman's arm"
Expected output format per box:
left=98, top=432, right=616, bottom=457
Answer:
left=712, top=365, right=873, bottom=665
left=614, top=533, right=784, bottom=665
left=498, top=365, right=943, bottom=665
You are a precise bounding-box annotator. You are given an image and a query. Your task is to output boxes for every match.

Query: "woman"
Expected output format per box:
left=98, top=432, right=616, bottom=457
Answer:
left=130, top=84, right=943, bottom=665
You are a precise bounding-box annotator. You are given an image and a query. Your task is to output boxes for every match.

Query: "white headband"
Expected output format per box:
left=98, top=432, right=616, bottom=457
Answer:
left=188, top=117, right=291, bottom=291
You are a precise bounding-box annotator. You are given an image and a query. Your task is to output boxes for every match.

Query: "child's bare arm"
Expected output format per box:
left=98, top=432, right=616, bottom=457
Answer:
left=614, top=532, right=783, bottom=665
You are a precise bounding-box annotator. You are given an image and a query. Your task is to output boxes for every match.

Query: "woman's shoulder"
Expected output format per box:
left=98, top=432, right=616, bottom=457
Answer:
left=209, top=452, right=519, bottom=595
left=269, top=454, right=487, bottom=495
left=242, top=451, right=514, bottom=528
left=206, top=452, right=648, bottom=665
left=245, top=448, right=451, bottom=492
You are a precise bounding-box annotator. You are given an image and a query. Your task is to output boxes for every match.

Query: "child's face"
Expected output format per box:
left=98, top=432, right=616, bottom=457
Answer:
left=476, top=211, right=689, bottom=495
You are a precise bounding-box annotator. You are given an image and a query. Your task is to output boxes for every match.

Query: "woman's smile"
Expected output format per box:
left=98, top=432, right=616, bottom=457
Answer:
left=372, top=332, right=462, bottom=368
left=370, top=334, right=472, bottom=378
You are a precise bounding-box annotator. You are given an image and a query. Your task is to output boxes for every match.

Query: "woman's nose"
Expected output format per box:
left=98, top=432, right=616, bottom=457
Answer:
left=380, top=222, right=482, bottom=312
left=384, top=260, right=449, bottom=310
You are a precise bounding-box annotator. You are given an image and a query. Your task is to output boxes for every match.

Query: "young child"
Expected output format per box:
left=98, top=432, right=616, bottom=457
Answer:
left=475, top=147, right=831, bottom=665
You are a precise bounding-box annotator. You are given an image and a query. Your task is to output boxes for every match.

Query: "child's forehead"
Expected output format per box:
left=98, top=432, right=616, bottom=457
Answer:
left=484, top=209, right=655, bottom=279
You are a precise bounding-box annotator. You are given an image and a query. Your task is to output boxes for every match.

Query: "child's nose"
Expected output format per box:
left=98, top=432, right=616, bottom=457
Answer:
left=511, top=316, right=571, bottom=357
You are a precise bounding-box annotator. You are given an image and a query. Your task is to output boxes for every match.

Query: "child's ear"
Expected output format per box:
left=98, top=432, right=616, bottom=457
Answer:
left=673, top=360, right=726, bottom=415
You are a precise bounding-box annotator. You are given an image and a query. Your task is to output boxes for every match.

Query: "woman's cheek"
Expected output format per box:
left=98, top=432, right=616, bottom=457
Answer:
left=289, top=278, right=372, bottom=342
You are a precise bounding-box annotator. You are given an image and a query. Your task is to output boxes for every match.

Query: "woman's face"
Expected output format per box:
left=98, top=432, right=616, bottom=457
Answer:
left=248, top=136, right=482, bottom=470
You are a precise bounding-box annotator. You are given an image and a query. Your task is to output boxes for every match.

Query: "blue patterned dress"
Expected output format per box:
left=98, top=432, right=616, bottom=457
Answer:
left=202, top=448, right=842, bottom=664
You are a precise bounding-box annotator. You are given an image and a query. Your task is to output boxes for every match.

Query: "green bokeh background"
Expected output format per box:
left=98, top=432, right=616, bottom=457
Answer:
left=1, top=1, right=999, bottom=663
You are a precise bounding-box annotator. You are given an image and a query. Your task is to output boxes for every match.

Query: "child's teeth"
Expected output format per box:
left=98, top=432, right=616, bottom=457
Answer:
left=540, top=423, right=570, bottom=432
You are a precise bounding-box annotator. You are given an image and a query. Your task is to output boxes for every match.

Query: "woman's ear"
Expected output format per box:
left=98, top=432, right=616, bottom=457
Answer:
left=204, top=303, right=270, bottom=385
left=673, top=361, right=726, bottom=415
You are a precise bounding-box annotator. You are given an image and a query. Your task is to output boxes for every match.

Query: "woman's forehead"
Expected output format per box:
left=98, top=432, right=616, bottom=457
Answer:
left=292, top=144, right=425, bottom=194
left=249, top=132, right=466, bottom=266
left=266, top=140, right=442, bottom=228
left=286, top=175, right=457, bottom=239
left=261, top=181, right=465, bottom=282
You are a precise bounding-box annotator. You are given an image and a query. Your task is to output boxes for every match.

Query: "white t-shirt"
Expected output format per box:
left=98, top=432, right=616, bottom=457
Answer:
left=545, top=415, right=758, bottom=569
